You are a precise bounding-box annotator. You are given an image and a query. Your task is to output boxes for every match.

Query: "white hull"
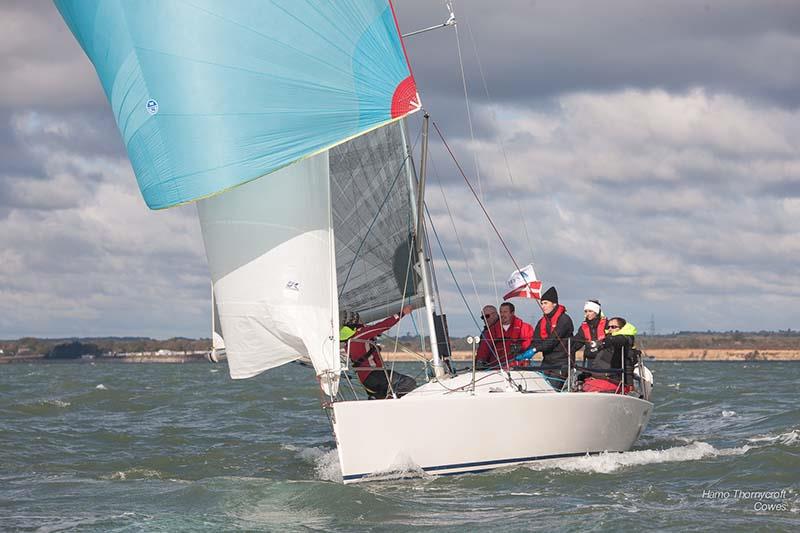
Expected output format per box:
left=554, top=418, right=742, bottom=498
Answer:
left=332, top=370, right=652, bottom=483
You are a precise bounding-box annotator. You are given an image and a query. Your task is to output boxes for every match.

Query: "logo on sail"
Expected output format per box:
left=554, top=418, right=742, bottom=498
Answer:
left=285, top=281, right=301, bottom=291
left=145, top=99, right=159, bottom=115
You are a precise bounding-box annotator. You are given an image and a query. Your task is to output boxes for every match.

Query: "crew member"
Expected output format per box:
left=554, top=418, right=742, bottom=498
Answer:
left=572, top=299, right=610, bottom=369
left=474, top=304, right=499, bottom=368
left=476, top=302, right=533, bottom=367
left=340, top=305, right=417, bottom=399
left=532, top=286, right=574, bottom=388
left=582, top=317, right=639, bottom=393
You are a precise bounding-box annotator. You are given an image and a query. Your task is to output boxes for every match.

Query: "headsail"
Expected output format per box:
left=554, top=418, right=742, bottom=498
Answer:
left=197, top=152, right=340, bottom=391
left=54, top=0, right=419, bottom=209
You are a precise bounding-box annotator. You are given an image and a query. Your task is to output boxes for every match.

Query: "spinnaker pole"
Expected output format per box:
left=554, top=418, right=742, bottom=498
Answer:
left=415, top=113, right=445, bottom=378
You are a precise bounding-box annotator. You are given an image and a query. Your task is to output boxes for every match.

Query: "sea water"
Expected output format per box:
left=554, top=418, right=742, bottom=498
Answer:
left=1, top=361, right=798, bottom=531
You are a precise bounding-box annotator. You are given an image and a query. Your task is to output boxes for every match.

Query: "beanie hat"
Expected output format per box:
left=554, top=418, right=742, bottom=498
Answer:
left=584, top=300, right=601, bottom=314
left=540, top=286, right=558, bottom=304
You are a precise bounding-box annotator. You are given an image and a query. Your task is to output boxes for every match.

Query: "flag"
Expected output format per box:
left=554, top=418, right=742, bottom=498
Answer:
left=503, top=264, right=542, bottom=300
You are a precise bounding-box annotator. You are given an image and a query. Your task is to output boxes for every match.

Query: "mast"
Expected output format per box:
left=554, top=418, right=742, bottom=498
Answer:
left=414, top=113, right=445, bottom=378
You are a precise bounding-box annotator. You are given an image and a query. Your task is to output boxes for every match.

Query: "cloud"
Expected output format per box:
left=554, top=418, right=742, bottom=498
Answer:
left=1, top=0, right=798, bottom=337
left=423, top=88, right=800, bottom=332
left=0, top=1, right=103, bottom=110
left=0, top=110, right=207, bottom=338
left=397, top=0, right=800, bottom=108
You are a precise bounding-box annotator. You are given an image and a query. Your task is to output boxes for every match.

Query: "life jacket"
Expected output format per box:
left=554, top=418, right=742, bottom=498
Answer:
left=348, top=340, right=380, bottom=368
left=580, top=317, right=607, bottom=342
left=537, top=304, right=565, bottom=339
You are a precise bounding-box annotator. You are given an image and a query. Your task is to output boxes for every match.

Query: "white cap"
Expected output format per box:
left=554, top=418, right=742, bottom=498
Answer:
left=584, top=300, right=601, bottom=314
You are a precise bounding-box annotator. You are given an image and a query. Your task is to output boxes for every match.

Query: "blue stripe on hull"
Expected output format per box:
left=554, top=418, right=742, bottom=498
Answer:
left=342, top=450, right=609, bottom=481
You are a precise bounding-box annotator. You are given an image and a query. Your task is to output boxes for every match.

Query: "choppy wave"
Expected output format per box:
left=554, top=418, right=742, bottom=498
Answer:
left=284, top=444, right=342, bottom=482
left=104, top=468, right=164, bottom=481
left=747, top=428, right=799, bottom=446
left=525, top=441, right=750, bottom=474
left=2, top=361, right=797, bottom=530
left=361, top=456, right=430, bottom=482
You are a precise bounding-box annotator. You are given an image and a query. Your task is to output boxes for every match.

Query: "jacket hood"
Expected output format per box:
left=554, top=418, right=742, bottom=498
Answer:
left=611, top=322, right=637, bottom=336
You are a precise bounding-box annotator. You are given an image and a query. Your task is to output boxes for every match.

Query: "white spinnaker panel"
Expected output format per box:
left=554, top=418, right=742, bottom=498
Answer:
left=197, top=152, right=339, bottom=394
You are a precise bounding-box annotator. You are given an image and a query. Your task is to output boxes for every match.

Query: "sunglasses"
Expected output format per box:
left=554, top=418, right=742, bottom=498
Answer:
left=607, top=325, right=620, bottom=330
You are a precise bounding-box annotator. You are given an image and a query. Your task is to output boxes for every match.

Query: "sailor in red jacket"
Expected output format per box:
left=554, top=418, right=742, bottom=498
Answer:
left=340, top=305, right=417, bottom=399
left=476, top=302, right=533, bottom=367
left=572, top=299, right=611, bottom=368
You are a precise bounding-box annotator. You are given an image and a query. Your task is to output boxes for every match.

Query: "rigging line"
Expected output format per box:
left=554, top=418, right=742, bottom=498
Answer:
left=429, top=149, right=512, bottom=371
left=429, top=118, right=518, bottom=374
left=465, top=18, right=534, bottom=257
left=432, top=120, right=522, bottom=274
left=390, top=214, right=417, bottom=372
left=429, top=151, right=482, bottom=313
left=338, top=154, right=410, bottom=298
left=424, top=203, right=482, bottom=331
left=455, top=18, right=562, bottom=361
left=453, top=11, right=502, bottom=313
left=424, top=201, right=507, bottom=372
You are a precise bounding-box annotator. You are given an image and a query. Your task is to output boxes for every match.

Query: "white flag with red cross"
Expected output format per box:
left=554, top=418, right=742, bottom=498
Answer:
left=503, top=264, right=542, bottom=300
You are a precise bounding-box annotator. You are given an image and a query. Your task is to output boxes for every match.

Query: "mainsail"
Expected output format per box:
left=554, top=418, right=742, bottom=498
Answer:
left=54, top=0, right=422, bottom=392
left=331, top=121, right=423, bottom=323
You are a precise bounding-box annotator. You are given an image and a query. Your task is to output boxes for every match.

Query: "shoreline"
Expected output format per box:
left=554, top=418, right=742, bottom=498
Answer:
left=2, top=348, right=799, bottom=364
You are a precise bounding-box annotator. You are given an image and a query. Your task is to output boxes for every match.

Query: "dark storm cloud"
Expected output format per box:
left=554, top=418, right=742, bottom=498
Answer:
left=396, top=0, right=800, bottom=108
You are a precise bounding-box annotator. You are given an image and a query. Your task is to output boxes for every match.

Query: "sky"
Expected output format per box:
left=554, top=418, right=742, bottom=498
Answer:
left=1, top=0, right=799, bottom=339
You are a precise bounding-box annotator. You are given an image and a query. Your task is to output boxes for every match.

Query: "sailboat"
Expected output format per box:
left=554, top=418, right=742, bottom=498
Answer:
left=54, top=0, right=653, bottom=483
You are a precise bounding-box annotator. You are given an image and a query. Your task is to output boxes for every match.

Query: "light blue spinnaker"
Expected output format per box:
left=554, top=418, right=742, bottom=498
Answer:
left=54, top=0, right=419, bottom=209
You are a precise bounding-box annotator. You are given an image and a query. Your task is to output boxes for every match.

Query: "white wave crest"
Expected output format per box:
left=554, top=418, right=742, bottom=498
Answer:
left=289, top=445, right=342, bottom=482
left=95, top=384, right=107, bottom=390
left=526, top=441, right=750, bottom=474
left=722, top=410, right=736, bottom=417
left=747, top=429, right=799, bottom=447
left=42, top=399, right=70, bottom=408
left=362, top=455, right=430, bottom=482
left=106, top=468, right=163, bottom=480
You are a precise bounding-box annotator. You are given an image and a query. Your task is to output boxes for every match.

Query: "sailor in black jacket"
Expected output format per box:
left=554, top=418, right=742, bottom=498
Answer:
left=532, top=286, right=574, bottom=388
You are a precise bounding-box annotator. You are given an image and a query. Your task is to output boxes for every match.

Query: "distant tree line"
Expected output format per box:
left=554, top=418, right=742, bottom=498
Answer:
left=1, top=331, right=799, bottom=357
left=0, top=337, right=211, bottom=357
left=46, top=341, right=102, bottom=359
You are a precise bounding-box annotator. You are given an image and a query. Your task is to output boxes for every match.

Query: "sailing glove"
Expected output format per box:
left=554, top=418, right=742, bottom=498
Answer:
left=514, top=347, right=536, bottom=361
